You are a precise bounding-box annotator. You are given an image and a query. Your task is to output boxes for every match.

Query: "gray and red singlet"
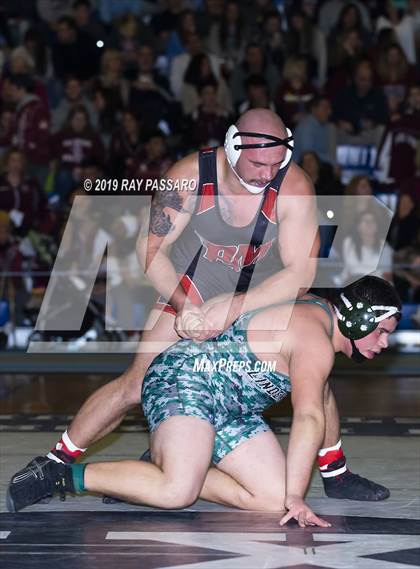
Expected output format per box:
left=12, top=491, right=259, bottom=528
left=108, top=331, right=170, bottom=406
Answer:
left=157, top=148, right=290, bottom=314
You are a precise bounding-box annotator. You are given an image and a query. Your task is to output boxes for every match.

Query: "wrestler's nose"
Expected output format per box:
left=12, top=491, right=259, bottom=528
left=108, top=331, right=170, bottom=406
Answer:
left=261, top=165, right=275, bottom=182
left=379, top=334, right=389, bottom=349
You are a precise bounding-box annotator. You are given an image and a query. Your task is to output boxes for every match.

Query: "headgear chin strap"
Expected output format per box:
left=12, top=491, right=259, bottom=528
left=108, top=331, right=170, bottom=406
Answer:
left=349, top=339, right=369, bottom=364
left=224, top=126, right=294, bottom=194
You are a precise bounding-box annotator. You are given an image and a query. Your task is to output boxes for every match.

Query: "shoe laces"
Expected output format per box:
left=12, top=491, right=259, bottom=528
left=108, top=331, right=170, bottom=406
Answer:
left=336, top=470, right=372, bottom=486
left=53, top=467, right=68, bottom=501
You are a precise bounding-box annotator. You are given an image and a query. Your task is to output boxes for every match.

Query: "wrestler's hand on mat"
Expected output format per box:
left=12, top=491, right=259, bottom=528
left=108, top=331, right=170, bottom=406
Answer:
left=197, top=293, right=241, bottom=340
left=175, top=305, right=210, bottom=341
left=279, top=495, right=331, bottom=529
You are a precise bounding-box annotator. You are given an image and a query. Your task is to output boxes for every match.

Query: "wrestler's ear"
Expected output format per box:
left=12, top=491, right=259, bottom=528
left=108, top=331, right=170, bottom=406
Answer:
left=224, top=125, right=241, bottom=167
left=279, top=127, right=294, bottom=170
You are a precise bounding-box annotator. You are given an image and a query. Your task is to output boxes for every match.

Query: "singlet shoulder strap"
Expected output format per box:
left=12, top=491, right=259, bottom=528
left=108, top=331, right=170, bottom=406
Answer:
left=245, top=156, right=292, bottom=239
left=270, top=158, right=291, bottom=192
left=235, top=294, right=334, bottom=338
left=233, top=308, right=265, bottom=331
left=197, top=147, right=218, bottom=194
left=193, top=148, right=218, bottom=216
left=294, top=294, right=335, bottom=338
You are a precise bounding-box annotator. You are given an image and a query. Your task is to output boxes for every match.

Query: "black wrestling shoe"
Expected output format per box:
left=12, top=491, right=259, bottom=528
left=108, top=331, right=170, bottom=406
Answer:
left=323, top=462, right=390, bottom=501
left=6, top=456, right=74, bottom=513
left=102, top=448, right=151, bottom=504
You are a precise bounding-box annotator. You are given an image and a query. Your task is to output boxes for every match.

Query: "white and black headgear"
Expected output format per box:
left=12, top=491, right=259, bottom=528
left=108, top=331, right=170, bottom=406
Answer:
left=224, top=125, right=294, bottom=194
left=332, top=276, right=402, bottom=362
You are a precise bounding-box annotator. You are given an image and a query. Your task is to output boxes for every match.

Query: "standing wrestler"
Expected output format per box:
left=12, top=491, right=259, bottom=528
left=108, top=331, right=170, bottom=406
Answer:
left=7, top=277, right=401, bottom=520
left=37, top=109, right=385, bottom=499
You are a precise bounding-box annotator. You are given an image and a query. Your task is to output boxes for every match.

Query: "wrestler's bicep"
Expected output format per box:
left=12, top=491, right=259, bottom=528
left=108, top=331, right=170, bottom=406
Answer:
left=136, top=192, right=193, bottom=272
left=289, top=337, right=334, bottom=416
left=138, top=175, right=197, bottom=246
left=149, top=190, right=193, bottom=239
left=276, top=192, right=319, bottom=270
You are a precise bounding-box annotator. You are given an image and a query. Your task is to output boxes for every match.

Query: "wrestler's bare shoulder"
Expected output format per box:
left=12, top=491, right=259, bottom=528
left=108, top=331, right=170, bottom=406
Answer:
left=164, top=152, right=200, bottom=211
left=249, top=300, right=332, bottom=345
left=215, top=145, right=227, bottom=162
left=166, top=151, right=200, bottom=182
left=281, top=162, right=315, bottom=197
left=288, top=303, right=335, bottom=365
left=248, top=301, right=334, bottom=375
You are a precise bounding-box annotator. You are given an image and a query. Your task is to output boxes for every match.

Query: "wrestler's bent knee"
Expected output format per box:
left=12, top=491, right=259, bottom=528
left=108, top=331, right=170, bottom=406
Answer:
left=118, top=368, right=145, bottom=406
left=159, top=482, right=200, bottom=509
left=249, top=492, right=286, bottom=512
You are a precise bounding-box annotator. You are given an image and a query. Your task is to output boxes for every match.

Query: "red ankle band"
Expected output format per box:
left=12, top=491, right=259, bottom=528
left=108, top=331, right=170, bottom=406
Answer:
left=317, top=447, right=344, bottom=469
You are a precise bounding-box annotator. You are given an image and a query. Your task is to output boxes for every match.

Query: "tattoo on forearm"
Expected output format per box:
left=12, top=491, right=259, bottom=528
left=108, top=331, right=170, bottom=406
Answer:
left=148, top=185, right=197, bottom=236
left=154, top=190, right=184, bottom=212
left=150, top=206, right=174, bottom=236
left=149, top=191, right=184, bottom=236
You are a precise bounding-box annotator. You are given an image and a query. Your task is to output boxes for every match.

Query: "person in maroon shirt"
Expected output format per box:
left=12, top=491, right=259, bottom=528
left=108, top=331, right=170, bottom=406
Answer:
left=275, top=54, right=318, bottom=126
left=53, top=105, right=105, bottom=200
left=0, top=107, right=14, bottom=155
left=376, top=85, right=420, bottom=186
left=375, top=43, right=418, bottom=123
left=128, top=130, right=173, bottom=194
left=187, top=80, right=231, bottom=150
left=6, top=52, right=50, bottom=110
left=5, top=73, right=51, bottom=168
left=0, top=210, right=28, bottom=325
left=0, top=148, right=51, bottom=236
left=108, top=109, right=143, bottom=179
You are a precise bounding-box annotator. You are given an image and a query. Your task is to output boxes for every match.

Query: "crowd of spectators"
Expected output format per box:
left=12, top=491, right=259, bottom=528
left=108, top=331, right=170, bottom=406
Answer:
left=0, top=0, right=419, bottom=343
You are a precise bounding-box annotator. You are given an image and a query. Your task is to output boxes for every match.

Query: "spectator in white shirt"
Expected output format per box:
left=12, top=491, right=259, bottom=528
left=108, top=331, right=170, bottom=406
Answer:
left=169, top=32, right=223, bottom=100
left=338, top=208, right=394, bottom=286
left=375, top=1, right=418, bottom=65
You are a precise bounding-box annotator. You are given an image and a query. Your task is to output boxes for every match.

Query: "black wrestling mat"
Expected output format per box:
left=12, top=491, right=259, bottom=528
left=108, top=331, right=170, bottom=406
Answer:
left=0, top=512, right=419, bottom=569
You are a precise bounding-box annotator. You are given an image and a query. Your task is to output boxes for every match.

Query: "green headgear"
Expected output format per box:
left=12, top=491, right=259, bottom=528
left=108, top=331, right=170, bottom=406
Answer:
left=334, top=293, right=400, bottom=341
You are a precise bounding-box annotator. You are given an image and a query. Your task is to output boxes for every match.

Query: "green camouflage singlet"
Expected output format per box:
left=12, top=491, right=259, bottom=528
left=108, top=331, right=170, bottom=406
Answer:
left=142, top=310, right=291, bottom=463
